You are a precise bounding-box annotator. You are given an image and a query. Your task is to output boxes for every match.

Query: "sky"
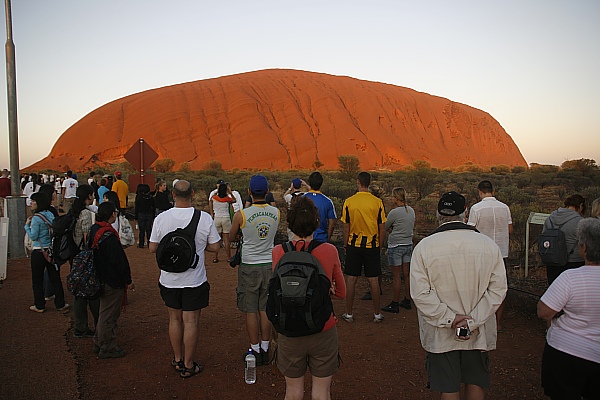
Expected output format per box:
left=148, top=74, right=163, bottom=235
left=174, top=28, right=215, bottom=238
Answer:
left=0, top=0, right=599, bottom=169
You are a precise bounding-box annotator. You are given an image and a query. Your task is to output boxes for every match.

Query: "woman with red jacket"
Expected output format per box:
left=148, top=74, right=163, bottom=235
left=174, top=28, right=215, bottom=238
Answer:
left=90, top=201, right=135, bottom=359
left=271, top=195, right=346, bottom=400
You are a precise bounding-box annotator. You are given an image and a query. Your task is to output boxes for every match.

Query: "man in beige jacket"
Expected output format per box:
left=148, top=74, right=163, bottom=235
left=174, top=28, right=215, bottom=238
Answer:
left=410, top=191, right=507, bottom=400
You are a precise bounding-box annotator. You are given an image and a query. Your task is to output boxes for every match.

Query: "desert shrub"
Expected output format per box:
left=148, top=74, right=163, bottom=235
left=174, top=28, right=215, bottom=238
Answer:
left=561, top=158, right=598, bottom=177
left=203, top=160, right=223, bottom=174
left=154, top=158, right=175, bottom=173
left=179, top=162, right=192, bottom=172
left=406, top=160, right=437, bottom=200
left=491, top=164, right=511, bottom=175
left=511, top=165, right=528, bottom=174
left=530, top=163, right=559, bottom=174
left=337, top=155, right=360, bottom=180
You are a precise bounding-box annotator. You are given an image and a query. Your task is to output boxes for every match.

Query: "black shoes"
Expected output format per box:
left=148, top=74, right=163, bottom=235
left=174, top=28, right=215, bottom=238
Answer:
left=381, top=298, right=412, bottom=313
left=98, top=347, right=126, bottom=359
left=381, top=301, right=400, bottom=313
left=74, top=329, right=95, bottom=338
left=400, top=298, right=412, bottom=310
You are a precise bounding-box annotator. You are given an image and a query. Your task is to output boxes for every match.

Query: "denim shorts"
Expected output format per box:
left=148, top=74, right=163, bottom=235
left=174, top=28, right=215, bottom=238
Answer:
left=388, top=244, right=413, bottom=266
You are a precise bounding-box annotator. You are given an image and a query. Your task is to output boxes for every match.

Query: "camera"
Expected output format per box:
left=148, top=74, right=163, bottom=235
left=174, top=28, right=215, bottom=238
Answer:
left=456, top=327, right=470, bottom=337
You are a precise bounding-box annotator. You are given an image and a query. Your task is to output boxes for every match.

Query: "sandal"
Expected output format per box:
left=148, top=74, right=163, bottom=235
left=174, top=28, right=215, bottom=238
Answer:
left=180, top=361, right=203, bottom=378
left=212, top=258, right=219, bottom=263
left=171, top=357, right=184, bottom=371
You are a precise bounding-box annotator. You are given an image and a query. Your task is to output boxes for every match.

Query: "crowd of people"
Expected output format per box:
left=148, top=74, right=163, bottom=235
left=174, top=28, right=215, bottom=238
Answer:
left=13, top=167, right=600, bottom=399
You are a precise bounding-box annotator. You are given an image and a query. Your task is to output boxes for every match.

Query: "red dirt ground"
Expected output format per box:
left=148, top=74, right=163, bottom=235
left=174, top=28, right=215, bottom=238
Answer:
left=0, top=241, right=548, bottom=400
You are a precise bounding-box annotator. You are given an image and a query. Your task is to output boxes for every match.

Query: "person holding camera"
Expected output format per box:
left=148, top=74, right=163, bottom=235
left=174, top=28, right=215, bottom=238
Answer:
left=410, top=191, right=507, bottom=399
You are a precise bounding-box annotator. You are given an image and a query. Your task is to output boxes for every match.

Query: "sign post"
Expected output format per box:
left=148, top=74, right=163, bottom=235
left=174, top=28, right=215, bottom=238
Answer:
left=124, top=138, right=159, bottom=190
left=525, top=212, right=550, bottom=277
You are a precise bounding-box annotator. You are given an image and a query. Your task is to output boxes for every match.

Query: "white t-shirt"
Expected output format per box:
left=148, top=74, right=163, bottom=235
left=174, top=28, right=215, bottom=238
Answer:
left=23, top=182, right=40, bottom=206
left=210, top=189, right=243, bottom=213
left=467, top=197, right=512, bottom=258
left=541, top=266, right=600, bottom=364
left=62, top=178, right=79, bottom=199
left=150, top=207, right=221, bottom=288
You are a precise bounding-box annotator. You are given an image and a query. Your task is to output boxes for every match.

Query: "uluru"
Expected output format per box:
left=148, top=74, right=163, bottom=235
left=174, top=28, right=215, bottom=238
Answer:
left=29, top=69, right=527, bottom=171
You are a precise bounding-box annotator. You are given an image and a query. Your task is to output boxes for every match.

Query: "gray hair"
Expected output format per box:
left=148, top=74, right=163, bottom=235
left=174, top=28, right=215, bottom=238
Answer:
left=437, top=211, right=466, bottom=225
left=577, top=218, right=600, bottom=264
left=173, top=180, right=193, bottom=199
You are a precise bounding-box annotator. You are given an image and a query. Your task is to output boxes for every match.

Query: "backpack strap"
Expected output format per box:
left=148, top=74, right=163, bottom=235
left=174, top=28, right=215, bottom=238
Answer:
left=34, top=213, right=53, bottom=235
left=182, top=209, right=201, bottom=238
left=548, top=214, right=580, bottom=255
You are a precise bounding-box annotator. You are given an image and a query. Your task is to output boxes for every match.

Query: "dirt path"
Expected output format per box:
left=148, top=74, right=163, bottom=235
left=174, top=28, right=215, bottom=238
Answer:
left=0, top=244, right=547, bottom=400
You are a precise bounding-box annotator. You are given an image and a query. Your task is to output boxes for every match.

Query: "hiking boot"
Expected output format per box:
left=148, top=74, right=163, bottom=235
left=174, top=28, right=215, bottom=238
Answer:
left=373, top=313, right=384, bottom=323
left=29, top=305, right=45, bottom=313
left=341, top=313, right=354, bottom=323
left=98, top=347, right=127, bottom=359
left=400, top=298, right=412, bottom=310
left=381, top=301, right=400, bottom=314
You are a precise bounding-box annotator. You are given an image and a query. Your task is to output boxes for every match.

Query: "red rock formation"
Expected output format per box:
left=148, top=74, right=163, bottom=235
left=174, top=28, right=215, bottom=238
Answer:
left=29, top=69, right=527, bottom=171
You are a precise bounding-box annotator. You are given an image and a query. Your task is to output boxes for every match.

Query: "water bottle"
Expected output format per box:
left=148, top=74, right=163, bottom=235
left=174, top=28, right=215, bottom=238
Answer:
left=244, top=349, right=256, bottom=384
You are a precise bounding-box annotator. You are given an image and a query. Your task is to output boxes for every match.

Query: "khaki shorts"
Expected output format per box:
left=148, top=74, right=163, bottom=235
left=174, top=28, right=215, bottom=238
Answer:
left=214, top=216, right=232, bottom=234
left=276, top=326, right=340, bottom=378
left=426, top=350, right=490, bottom=393
left=236, top=263, right=272, bottom=313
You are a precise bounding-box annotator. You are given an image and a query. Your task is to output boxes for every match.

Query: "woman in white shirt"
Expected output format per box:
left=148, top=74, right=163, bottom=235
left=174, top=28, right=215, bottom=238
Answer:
left=537, top=218, right=600, bottom=400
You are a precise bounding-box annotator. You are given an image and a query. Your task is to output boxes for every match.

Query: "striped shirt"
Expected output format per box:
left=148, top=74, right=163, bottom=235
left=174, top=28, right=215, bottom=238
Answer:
left=341, top=192, right=386, bottom=248
left=541, top=266, right=600, bottom=364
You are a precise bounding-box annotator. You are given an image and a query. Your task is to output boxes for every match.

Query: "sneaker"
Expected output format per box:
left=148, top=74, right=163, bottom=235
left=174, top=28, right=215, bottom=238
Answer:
left=98, top=347, right=127, bottom=359
left=244, top=349, right=263, bottom=366
left=373, top=313, right=384, bottom=323
left=341, top=313, right=354, bottom=323
left=44, top=295, right=55, bottom=301
left=381, top=301, right=400, bottom=314
left=74, top=329, right=95, bottom=338
left=57, top=303, right=70, bottom=311
left=400, top=298, right=412, bottom=310
left=29, top=305, right=45, bottom=313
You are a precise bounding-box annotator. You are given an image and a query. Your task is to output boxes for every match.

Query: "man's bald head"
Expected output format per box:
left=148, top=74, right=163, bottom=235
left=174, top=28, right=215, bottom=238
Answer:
left=173, top=180, right=193, bottom=199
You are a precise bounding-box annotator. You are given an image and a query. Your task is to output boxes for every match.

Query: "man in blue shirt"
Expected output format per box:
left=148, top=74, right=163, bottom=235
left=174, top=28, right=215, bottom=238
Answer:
left=303, top=172, right=337, bottom=242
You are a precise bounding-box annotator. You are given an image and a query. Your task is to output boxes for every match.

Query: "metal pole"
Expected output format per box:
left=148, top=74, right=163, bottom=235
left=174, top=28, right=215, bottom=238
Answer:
left=4, top=0, right=26, bottom=259
left=4, top=0, right=19, bottom=195
left=139, top=138, right=145, bottom=184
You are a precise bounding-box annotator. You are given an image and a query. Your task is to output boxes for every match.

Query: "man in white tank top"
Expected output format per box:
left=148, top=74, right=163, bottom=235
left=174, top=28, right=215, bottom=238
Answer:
left=229, top=175, right=280, bottom=366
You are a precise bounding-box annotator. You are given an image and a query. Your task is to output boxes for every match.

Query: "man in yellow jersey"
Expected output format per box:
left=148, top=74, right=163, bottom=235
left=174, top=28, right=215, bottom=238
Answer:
left=340, top=172, right=386, bottom=323
left=111, top=171, right=129, bottom=210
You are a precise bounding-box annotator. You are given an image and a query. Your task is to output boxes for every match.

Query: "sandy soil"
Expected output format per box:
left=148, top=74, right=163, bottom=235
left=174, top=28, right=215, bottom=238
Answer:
left=0, top=240, right=548, bottom=400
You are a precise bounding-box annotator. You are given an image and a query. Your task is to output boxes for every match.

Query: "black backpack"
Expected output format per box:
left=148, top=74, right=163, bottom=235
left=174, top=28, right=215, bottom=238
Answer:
left=51, top=211, right=80, bottom=266
left=156, top=209, right=201, bottom=273
left=538, top=215, right=578, bottom=267
left=266, top=240, right=334, bottom=337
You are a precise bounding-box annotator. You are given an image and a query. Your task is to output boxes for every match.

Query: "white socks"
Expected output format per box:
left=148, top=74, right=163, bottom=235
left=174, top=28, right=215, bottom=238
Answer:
left=251, top=343, right=260, bottom=353
left=261, top=340, right=270, bottom=352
